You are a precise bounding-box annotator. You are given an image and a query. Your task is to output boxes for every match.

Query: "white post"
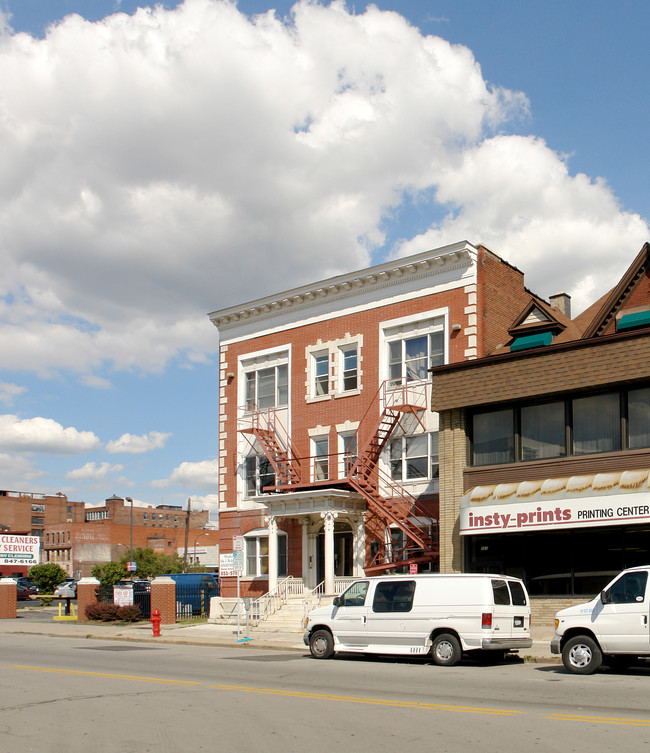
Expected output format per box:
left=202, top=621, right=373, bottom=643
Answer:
left=301, top=519, right=310, bottom=589
left=268, top=516, right=278, bottom=593
left=322, top=511, right=337, bottom=595
left=353, top=516, right=365, bottom=577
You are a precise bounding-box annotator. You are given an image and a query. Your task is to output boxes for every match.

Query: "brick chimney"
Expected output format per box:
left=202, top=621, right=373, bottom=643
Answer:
left=549, top=292, right=571, bottom=318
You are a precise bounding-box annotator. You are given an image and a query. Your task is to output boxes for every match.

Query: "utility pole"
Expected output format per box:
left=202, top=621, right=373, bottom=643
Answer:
left=183, top=497, right=191, bottom=573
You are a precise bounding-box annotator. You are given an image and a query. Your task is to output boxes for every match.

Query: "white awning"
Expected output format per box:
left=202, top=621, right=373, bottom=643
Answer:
left=460, top=469, right=650, bottom=535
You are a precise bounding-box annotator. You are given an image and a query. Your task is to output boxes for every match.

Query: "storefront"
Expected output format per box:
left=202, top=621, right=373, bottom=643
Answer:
left=461, top=470, right=650, bottom=596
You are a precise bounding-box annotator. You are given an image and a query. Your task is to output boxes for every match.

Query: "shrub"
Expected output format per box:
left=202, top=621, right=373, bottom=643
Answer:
left=85, top=603, right=143, bottom=622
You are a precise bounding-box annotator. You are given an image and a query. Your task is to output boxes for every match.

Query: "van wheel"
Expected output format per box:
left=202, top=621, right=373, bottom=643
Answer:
left=431, top=633, right=461, bottom=667
left=562, top=635, right=602, bottom=675
left=309, top=630, right=334, bottom=659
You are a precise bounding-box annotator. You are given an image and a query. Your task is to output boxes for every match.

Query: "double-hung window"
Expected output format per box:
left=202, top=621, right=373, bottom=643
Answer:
left=389, top=433, right=439, bottom=481
left=245, top=364, right=288, bottom=411
left=312, top=436, right=329, bottom=481
left=313, top=352, right=329, bottom=397
left=245, top=533, right=287, bottom=577
left=340, top=346, right=358, bottom=392
left=244, top=454, right=275, bottom=496
left=387, top=329, right=445, bottom=386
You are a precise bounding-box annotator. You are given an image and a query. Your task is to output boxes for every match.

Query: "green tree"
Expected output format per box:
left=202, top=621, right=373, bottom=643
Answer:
left=118, top=547, right=184, bottom=579
left=28, top=563, right=68, bottom=594
left=91, top=560, right=127, bottom=587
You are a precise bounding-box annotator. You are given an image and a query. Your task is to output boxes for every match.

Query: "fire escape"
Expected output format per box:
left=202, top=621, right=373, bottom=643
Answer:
left=238, top=381, right=439, bottom=574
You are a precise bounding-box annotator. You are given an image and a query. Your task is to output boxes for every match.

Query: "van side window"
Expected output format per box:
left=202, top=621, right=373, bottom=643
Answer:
left=372, top=581, right=415, bottom=613
left=606, top=571, right=648, bottom=604
left=507, top=581, right=527, bottom=606
left=339, top=581, right=368, bottom=607
left=491, top=580, right=510, bottom=605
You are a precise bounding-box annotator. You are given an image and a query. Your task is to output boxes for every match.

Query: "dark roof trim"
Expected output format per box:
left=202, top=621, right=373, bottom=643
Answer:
left=429, top=323, right=650, bottom=378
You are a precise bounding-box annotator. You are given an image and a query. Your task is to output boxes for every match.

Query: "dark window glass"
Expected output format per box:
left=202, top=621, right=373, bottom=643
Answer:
left=606, top=571, right=648, bottom=604
left=372, top=580, right=415, bottom=612
left=573, top=393, right=621, bottom=455
left=314, top=353, right=329, bottom=396
left=507, top=581, right=527, bottom=606
left=629, top=387, right=650, bottom=449
left=342, top=348, right=358, bottom=391
left=339, top=581, right=368, bottom=607
left=491, top=579, right=510, bottom=605
left=472, top=409, right=515, bottom=465
left=521, top=401, right=566, bottom=460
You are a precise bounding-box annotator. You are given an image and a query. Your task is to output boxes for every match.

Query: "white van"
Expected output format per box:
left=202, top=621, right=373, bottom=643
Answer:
left=551, top=565, right=650, bottom=674
left=303, top=574, right=532, bottom=666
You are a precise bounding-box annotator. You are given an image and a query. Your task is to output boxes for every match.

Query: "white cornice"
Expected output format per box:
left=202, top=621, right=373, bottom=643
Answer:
left=209, top=241, right=477, bottom=333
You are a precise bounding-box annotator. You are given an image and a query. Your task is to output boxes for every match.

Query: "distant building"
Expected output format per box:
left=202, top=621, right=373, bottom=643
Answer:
left=1, top=491, right=215, bottom=577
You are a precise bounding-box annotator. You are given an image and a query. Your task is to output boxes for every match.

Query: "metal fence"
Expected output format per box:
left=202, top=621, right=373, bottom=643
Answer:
left=174, top=582, right=216, bottom=621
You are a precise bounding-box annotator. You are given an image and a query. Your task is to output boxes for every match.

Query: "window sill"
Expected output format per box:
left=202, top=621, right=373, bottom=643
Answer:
left=334, top=389, right=361, bottom=399
left=306, top=394, right=332, bottom=404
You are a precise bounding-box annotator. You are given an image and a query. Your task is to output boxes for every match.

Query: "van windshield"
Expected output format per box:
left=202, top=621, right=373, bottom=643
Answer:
left=339, top=581, right=368, bottom=607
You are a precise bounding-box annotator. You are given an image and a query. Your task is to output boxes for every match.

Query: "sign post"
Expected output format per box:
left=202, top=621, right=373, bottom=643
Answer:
left=220, top=540, right=246, bottom=642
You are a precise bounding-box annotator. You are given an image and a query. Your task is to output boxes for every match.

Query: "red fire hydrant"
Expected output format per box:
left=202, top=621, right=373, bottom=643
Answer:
left=150, top=608, right=161, bottom=637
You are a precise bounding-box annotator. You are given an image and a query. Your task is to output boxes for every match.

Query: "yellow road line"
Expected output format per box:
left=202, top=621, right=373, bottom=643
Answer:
left=5, top=665, right=200, bottom=686
left=549, top=713, right=650, bottom=727
left=210, top=684, right=522, bottom=715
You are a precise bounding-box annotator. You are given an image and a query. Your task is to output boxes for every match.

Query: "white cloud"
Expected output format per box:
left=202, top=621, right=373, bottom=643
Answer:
left=0, top=452, right=45, bottom=485
left=0, top=414, right=101, bottom=454
left=393, top=135, right=648, bottom=313
left=106, top=430, right=171, bottom=454
left=79, top=374, right=112, bottom=389
left=152, top=458, right=219, bottom=490
left=66, top=461, right=124, bottom=482
left=191, top=493, right=220, bottom=515
left=0, top=381, right=26, bottom=405
left=0, top=0, right=645, bottom=383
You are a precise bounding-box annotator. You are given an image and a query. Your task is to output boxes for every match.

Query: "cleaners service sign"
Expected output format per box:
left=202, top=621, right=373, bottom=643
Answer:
left=460, top=495, right=650, bottom=535
left=0, top=534, right=40, bottom=565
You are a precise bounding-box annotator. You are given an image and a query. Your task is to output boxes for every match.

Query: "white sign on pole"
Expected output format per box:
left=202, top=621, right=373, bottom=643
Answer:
left=233, top=536, right=244, bottom=552
left=220, top=552, right=243, bottom=577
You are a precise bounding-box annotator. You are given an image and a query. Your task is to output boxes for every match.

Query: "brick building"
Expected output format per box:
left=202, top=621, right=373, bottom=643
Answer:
left=209, top=240, right=559, bottom=598
left=40, top=495, right=214, bottom=578
left=431, top=243, right=650, bottom=622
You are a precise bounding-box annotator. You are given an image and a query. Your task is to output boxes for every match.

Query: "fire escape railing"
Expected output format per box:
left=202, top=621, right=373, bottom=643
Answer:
left=237, top=380, right=438, bottom=572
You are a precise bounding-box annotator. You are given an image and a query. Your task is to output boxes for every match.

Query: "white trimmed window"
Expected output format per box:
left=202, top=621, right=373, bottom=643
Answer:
left=312, top=435, right=329, bottom=481
left=245, top=363, right=288, bottom=411
left=339, top=345, right=358, bottom=392
left=244, top=454, right=275, bottom=496
left=244, top=530, right=288, bottom=577
left=389, top=433, right=439, bottom=482
left=313, top=351, right=330, bottom=397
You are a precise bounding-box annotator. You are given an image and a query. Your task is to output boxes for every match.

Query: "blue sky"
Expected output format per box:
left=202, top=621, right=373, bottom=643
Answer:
left=0, top=0, right=647, bottom=517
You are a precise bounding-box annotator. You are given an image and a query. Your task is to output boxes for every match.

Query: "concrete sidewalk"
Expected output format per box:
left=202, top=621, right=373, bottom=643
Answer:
left=3, top=605, right=559, bottom=662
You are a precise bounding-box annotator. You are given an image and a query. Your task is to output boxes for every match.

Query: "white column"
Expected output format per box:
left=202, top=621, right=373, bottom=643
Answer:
left=353, top=517, right=365, bottom=577
left=301, top=519, right=310, bottom=588
left=322, top=511, right=337, bottom=595
left=267, top=516, right=278, bottom=593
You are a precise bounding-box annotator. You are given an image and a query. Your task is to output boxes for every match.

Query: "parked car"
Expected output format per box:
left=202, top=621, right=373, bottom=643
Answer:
left=16, top=577, right=38, bottom=591
left=54, top=580, right=77, bottom=598
left=17, top=584, right=38, bottom=600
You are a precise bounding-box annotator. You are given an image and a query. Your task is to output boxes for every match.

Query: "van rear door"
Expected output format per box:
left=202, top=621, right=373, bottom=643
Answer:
left=490, top=579, right=528, bottom=641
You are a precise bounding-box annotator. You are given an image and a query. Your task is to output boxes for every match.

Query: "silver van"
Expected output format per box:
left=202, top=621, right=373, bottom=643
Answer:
left=304, top=573, right=532, bottom=665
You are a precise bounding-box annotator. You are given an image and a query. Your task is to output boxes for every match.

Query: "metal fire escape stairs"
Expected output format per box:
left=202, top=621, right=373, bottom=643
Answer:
left=238, top=381, right=438, bottom=574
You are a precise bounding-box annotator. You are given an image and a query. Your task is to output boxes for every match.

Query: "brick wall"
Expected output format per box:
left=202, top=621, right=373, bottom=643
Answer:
left=438, top=408, right=467, bottom=573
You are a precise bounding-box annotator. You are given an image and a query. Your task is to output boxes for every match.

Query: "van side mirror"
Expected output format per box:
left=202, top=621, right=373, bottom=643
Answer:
left=600, top=589, right=610, bottom=605
left=332, top=596, right=341, bottom=607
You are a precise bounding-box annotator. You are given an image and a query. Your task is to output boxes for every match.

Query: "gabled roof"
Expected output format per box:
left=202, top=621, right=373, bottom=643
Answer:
left=507, top=295, right=582, bottom=345
left=580, top=242, right=650, bottom=339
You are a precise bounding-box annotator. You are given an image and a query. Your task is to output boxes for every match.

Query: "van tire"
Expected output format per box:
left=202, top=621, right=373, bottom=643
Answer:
left=562, top=635, right=602, bottom=675
left=309, top=630, right=334, bottom=660
left=431, top=633, right=461, bottom=667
